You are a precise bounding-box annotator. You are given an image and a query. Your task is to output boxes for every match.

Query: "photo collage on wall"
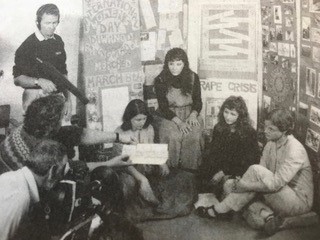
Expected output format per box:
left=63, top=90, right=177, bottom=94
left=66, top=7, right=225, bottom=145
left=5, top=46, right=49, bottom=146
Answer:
left=140, top=0, right=189, bottom=111
left=300, top=0, right=320, bottom=153
left=261, top=0, right=297, bottom=115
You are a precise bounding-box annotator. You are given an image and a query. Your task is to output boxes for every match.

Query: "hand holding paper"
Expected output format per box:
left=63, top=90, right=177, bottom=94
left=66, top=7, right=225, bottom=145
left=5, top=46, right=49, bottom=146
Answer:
left=122, top=144, right=168, bottom=165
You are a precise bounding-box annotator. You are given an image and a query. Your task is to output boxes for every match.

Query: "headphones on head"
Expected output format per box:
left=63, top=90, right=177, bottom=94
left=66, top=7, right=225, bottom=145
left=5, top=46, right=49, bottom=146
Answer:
left=36, top=4, right=60, bottom=30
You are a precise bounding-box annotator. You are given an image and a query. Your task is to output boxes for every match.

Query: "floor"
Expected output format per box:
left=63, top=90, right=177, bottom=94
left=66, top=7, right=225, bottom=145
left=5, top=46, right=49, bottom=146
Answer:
left=137, top=211, right=320, bottom=240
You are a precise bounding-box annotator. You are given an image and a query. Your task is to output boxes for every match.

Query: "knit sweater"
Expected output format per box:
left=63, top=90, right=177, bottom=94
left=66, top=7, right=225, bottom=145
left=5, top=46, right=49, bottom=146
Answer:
left=0, top=125, right=83, bottom=174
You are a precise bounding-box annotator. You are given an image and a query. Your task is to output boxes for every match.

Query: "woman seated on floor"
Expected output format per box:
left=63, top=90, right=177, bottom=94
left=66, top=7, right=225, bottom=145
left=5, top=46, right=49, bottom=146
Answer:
left=200, top=96, right=260, bottom=198
left=114, top=99, right=168, bottom=206
left=113, top=99, right=196, bottom=222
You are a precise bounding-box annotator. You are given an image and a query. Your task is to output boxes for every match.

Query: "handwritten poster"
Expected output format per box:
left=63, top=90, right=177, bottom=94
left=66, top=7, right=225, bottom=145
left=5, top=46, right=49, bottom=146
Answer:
left=81, top=0, right=143, bottom=130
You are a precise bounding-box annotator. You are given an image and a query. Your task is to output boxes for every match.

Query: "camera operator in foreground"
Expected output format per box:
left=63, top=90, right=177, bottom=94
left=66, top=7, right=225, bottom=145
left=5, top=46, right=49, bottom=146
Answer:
left=0, top=94, right=144, bottom=239
left=0, top=94, right=134, bottom=174
left=0, top=140, right=68, bottom=240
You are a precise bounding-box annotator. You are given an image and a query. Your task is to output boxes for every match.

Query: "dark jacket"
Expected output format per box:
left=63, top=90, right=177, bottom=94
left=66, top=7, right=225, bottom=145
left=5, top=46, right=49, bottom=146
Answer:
left=202, top=125, right=261, bottom=179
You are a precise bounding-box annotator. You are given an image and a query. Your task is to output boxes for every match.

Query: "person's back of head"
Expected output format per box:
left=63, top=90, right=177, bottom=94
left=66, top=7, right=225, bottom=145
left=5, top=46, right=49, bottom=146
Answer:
left=90, top=166, right=124, bottom=212
left=26, top=139, right=67, bottom=177
left=266, top=108, right=294, bottom=135
left=24, top=94, right=65, bottom=138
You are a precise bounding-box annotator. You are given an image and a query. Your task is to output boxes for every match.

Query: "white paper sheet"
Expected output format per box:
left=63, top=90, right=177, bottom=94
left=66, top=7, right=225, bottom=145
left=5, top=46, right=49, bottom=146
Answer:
left=157, top=29, right=167, bottom=50
left=122, top=143, right=168, bottom=165
left=194, top=193, right=219, bottom=209
left=139, top=0, right=156, bottom=29
left=158, top=0, right=183, bottom=13
left=101, top=86, right=129, bottom=133
left=141, top=32, right=157, bottom=61
left=159, top=13, right=180, bottom=31
left=169, top=29, right=184, bottom=47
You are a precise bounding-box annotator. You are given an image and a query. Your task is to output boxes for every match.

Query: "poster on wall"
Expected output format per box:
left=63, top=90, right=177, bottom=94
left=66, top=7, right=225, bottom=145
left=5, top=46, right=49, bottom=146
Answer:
left=199, top=0, right=258, bottom=74
left=81, top=0, right=143, bottom=130
left=266, top=65, right=294, bottom=107
left=101, top=86, right=130, bottom=133
left=306, top=128, right=320, bottom=152
left=200, top=78, right=258, bottom=129
left=310, top=105, right=320, bottom=127
left=310, top=0, right=320, bottom=12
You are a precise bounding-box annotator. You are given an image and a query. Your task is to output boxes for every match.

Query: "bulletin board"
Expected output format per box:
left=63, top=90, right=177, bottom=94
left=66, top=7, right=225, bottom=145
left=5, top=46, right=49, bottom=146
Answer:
left=139, top=0, right=189, bottom=110
left=260, top=0, right=298, bottom=114
left=299, top=0, right=320, bottom=155
left=139, top=0, right=188, bottom=65
left=80, top=0, right=144, bottom=131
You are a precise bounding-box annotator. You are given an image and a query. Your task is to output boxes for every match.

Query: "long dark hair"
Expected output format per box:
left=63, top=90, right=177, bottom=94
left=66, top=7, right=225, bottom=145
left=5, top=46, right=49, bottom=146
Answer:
left=24, top=94, right=65, bottom=138
left=121, top=99, right=152, bottom=131
left=162, top=48, right=193, bottom=95
left=215, top=96, right=252, bottom=137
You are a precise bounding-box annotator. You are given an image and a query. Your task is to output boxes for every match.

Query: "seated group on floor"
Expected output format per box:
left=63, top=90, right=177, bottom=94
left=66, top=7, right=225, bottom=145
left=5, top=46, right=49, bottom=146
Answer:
left=0, top=48, right=318, bottom=240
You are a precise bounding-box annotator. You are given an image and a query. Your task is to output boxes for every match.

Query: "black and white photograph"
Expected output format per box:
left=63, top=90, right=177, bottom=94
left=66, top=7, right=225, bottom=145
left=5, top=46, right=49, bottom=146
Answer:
left=310, top=0, right=320, bottom=12
left=273, top=5, right=282, bottom=24
left=310, top=105, right=320, bottom=127
left=306, top=67, right=317, bottom=97
left=306, top=128, right=320, bottom=151
left=0, top=0, right=319, bottom=240
left=302, top=17, right=311, bottom=40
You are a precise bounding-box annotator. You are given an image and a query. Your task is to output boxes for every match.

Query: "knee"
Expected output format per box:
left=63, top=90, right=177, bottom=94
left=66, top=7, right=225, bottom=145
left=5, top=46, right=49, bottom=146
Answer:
left=247, top=164, right=265, bottom=173
left=161, top=130, right=181, bottom=143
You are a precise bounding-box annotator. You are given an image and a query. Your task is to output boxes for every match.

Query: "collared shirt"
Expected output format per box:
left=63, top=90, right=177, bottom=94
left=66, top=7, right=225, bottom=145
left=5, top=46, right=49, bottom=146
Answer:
left=259, top=135, right=314, bottom=207
left=0, top=167, right=39, bottom=240
left=12, top=31, right=67, bottom=79
left=35, top=29, right=56, bottom=41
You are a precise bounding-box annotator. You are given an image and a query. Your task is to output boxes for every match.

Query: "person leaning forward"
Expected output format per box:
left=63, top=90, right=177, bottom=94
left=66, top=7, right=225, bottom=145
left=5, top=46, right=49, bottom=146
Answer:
left=0, top=94, right=135, bottom=174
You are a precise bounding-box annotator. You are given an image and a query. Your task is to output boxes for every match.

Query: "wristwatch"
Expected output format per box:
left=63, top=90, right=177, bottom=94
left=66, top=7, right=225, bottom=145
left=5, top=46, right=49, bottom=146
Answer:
left=115, top=132, right=120, bottom=143
left=34, top=78, right=39, bottom=87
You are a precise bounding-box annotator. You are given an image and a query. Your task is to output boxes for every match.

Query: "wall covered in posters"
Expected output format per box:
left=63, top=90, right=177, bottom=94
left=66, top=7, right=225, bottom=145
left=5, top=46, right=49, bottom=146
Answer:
left=80, top=0, right=143, bottom=131
left=140, top=0, right=189, bottom=111
left=260, top=0, right=297, bottom=115
left=299, top=0, right=320, bottom=161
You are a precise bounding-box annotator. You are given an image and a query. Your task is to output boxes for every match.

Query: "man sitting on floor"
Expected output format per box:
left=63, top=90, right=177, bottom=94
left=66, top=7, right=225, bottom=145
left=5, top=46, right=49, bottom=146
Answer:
left=197, top=109, right=314, bottom=235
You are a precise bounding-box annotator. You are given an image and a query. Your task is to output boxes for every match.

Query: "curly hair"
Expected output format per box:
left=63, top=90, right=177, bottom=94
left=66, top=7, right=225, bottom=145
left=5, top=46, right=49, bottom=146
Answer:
left=26, top=139, right=67, bottom=176
left=121, top=99, right=152, bottom=131
left=216, top=96, right=252, bottom=137
left=162, top=48, right=193, bottom=95
left=24, top=94, right=65, bottom=138
left=266, top=108, right=294, bottom=135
